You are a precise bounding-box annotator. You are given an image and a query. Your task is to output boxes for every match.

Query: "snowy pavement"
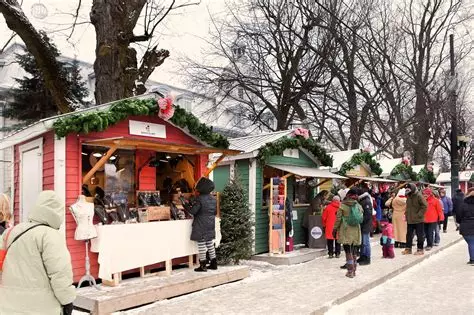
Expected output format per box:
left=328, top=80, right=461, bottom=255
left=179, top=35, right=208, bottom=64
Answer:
left=74, top=220, right=462, bottom=315
left=325, top=240, right=474, bottom=315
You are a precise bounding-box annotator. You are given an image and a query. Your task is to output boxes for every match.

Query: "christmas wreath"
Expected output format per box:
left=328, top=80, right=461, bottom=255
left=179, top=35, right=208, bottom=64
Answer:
left=338, top=151, right=382, bottom=176
left=256, top=135, right=333, bottom=167
left=53, top=97, right=230, bottom=149
left=418, top=167, right=436, bottom=184
left=390, top=163, right=418, bottom=181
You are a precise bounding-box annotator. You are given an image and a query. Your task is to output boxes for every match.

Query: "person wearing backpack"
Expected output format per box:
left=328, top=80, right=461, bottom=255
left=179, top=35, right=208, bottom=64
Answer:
left=333, top=188, right=364, bottom=278
left=402, top=183, right=428, bottom=255
left=0, top=191, right=76, bottom=315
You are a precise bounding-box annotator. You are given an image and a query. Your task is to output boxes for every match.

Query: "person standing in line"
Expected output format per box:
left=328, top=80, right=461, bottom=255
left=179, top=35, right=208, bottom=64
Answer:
left=357, top=186, right=373, bottom=265
left=183, top=177, right=218, bottom=272
left=402, top=183, right=428, bottom=255
left=0, top=191, right=76, bottom=315
left=303, top=190, right=329, bottom=247
left=386, top=188, right=407, bottom=248
left=452, top=189, right=465, bottom=232
left=0, top=193, right=12, bottom=235
left=422, top=188, right=444, bottom=251
left=455, top=187, right=474, bottom=265
left=432, top=189, right=443, bottom=246
left=439, top=188, right=453, bottom=233
left=333, top=189, right=364, bottom=278
left=322, top=195, right=342, bottom=258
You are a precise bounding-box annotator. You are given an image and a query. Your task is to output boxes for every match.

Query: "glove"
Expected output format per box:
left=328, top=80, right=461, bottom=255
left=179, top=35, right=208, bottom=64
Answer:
left=380, top=237, right=384, bottom=246
left=62, top=303, right=74, bottom=315
left=332, top=229, right=337, bottom=239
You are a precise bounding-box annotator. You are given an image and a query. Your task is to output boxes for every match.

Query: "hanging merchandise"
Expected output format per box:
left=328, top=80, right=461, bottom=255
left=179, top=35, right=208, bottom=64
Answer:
left=157, top=96, right=175, bottom=120
left=269, top=177, right=286, bottom=254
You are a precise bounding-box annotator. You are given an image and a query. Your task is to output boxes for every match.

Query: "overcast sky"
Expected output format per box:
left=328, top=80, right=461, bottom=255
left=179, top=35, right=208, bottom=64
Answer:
left=0, top=0, right=228, bottom=88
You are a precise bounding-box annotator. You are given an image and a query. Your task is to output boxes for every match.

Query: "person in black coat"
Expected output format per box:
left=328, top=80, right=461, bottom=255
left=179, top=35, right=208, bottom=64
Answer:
left=455, top=188, right=474, bottom=265
left=453, top=189, right=465, bottom=231
left=183, top=177, right=217, bottom=272
left=357, top=186, right=373, bottom=265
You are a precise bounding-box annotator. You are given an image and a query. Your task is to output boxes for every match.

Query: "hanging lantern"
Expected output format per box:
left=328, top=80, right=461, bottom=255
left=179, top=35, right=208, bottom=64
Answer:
left=31, top=1, right=48, bottom=19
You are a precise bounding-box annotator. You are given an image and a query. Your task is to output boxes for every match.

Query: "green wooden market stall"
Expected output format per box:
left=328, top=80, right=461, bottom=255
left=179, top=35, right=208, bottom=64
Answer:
left=209, top=130, right=343, bottom=254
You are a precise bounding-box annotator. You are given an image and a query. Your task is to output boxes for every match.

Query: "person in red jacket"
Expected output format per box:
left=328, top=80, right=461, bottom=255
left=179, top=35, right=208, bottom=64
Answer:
left=422, top=188, right=444, bottom=251
left=322, top=195, right=341, bottom=258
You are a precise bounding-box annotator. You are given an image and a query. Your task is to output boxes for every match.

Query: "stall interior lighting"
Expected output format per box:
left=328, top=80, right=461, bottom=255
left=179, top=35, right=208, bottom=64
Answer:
left=81, top=152, right=88, bottom=156
left=160, top=159, right=169, bottom=163
left=165, top=155, right=172, bottom=159
left=92, top=152, right=103, bottom=158
left=109, top=156, right=117, bottom=161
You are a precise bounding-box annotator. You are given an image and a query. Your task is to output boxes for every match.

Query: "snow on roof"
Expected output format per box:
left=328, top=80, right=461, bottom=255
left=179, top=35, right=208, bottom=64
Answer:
left=228, top=130, right=293, bottom=153
left=378, top=157, right=402, bottom=176
left=328, top=149, right=360, bottom=170
left=411, top=164, right=425, bottom=173
left=436, top=170, right=473, bottom=183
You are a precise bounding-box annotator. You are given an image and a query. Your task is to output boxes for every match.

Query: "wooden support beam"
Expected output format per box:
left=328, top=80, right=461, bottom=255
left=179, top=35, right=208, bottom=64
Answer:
left=263, top=173, right=294, bottom=190
left=216, top=192, right=221, bottom=218
left=204, top=154, right=226, bottom=178
left=82, top=145, right=117, bottom=184
left=188, top=255, right=194, bottom=268
left=165, top=260, right=172, bottom=276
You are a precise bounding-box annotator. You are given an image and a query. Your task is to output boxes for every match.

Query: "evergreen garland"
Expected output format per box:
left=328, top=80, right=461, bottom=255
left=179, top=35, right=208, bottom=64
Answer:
left=338, top=151, right=383, bottom=176
left=256, top=136, right=333, bottom=167
left=216, top=177, right=254, bottom=265
left=53, top=98, right=230, bottom=149
left=390, top=163, right=418, bottom=181
left=418, top=167, right=436, bottom=184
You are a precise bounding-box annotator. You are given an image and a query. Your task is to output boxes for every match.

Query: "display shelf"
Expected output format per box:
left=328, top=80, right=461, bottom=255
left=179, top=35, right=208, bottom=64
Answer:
left=268, top=177, right=286, bottom=255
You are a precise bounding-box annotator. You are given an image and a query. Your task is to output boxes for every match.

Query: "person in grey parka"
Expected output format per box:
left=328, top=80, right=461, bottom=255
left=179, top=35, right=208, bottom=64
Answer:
left=0, top=190, right=76, bottom=315
left=183, top=177, right=217, bottom=272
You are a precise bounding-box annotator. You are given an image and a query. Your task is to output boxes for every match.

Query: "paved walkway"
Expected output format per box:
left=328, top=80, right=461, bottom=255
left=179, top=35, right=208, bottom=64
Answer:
left=116, top=220, right=463, bottom=315
left=326, top=240, right=474, bottom=315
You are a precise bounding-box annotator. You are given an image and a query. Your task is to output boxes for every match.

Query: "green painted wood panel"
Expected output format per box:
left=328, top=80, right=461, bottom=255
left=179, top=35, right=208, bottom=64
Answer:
left=213, top=165, right=230, bottom=193
left=235, top=160, right=249, bottom=195
left=254, top=164, right=268, bottom=254
left=267, top=149, right=317, bottom=167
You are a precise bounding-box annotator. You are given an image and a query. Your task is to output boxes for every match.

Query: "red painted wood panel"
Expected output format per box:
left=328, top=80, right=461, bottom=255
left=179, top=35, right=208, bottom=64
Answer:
left=82, top=116, right=202, bottom=147
left=136, top=150, right=156, bottom=191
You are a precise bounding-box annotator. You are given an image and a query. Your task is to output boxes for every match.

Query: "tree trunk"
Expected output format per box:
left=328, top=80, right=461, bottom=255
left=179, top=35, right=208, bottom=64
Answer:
left=412, top=88, right=430, bottom=164
left=90, top=0, right=169, bottom=104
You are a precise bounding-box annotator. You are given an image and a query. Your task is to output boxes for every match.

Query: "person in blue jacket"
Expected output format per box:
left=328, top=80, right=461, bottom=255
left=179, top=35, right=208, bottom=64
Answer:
left=439, top=188, right=453, bottom=233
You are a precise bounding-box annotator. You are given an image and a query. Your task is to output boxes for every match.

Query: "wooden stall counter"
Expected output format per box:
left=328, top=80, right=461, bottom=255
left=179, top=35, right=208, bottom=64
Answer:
left=90, top=220, right=198, bottom=286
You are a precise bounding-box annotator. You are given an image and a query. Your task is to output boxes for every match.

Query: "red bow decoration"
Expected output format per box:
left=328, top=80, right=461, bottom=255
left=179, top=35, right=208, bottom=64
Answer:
left=157, top=97, right=175, bottom=120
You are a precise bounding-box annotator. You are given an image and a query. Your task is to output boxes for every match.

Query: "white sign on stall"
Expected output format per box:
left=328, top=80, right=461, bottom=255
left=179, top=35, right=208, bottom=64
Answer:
left=129, top=120, right=166, bottom=138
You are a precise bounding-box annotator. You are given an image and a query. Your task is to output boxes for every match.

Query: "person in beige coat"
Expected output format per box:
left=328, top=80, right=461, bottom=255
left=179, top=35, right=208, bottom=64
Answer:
left=0, top=190, right=76, bottom=314
left=385, top=188, right=407, bottom=248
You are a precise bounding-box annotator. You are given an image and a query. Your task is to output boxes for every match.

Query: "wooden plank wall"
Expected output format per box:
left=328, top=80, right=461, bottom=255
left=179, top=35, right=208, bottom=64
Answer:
left=13, top=131, right=55, bottom=224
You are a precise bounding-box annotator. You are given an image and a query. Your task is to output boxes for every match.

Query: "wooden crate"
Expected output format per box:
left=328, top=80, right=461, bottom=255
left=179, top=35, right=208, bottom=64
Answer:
left=147, top=206, right=171, bottom=221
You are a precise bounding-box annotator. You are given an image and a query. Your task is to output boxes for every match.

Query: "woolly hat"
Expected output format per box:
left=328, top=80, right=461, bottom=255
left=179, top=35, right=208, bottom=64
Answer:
left=422, top=188, right=433, bottom=197
left=338, top=188, right=348, bottom=200
left=347, top=188, right=359, bottom=196
left=195, top=177, right=215, bottom=194
left=397, top=188, right=406, bottom=197
left=332, top=195, right=340, bottom=202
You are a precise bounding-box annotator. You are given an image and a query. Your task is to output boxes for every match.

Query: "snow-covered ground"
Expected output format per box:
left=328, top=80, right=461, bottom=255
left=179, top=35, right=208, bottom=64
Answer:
left=325, top=240, right=474, bottom=315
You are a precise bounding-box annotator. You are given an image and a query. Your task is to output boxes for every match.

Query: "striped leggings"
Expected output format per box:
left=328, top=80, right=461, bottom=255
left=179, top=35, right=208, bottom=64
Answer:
left=197, top=240, right=216, bottom=261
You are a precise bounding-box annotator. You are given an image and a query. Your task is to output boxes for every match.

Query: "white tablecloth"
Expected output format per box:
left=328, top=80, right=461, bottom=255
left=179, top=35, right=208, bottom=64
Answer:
left=90, top=220, right=198, bottom=281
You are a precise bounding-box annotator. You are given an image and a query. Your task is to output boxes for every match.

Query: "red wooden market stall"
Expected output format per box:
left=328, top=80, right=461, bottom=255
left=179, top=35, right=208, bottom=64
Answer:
left=0, top=94, right=238, bottom=285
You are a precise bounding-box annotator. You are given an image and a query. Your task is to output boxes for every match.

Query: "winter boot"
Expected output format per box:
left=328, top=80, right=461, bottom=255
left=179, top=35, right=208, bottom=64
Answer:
left=340, top=264, right=348, bottom=269
left=208, top=258, right=218, bottom=270
left=194, top=260, right=207, bottom=272
left=345, top=261, right=355, bottom=278
left=402, top=248, right=412, bottom=255
left=359, top=257, right=371, bottom=266
left=414, top=249, right=424, bottom=255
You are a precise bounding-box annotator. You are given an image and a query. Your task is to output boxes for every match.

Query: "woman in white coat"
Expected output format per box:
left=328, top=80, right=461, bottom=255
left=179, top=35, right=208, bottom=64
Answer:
left=0, top=190, right=76, bottom=314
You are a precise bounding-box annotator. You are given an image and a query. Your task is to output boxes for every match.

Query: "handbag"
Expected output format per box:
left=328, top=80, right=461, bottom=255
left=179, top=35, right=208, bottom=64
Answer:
left=0, top=224, right=48, bottom=271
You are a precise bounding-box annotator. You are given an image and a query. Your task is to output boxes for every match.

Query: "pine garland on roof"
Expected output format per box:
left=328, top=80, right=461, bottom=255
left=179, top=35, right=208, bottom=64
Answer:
left=256, top=136, right=333, bottom=167
left=338, top=151, right=383, bottom=176
left=390, top=163, right=418, bottom=181
left=52, top=98, right=230, bottom=149
left=418, top=167, right=436, bottom=184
